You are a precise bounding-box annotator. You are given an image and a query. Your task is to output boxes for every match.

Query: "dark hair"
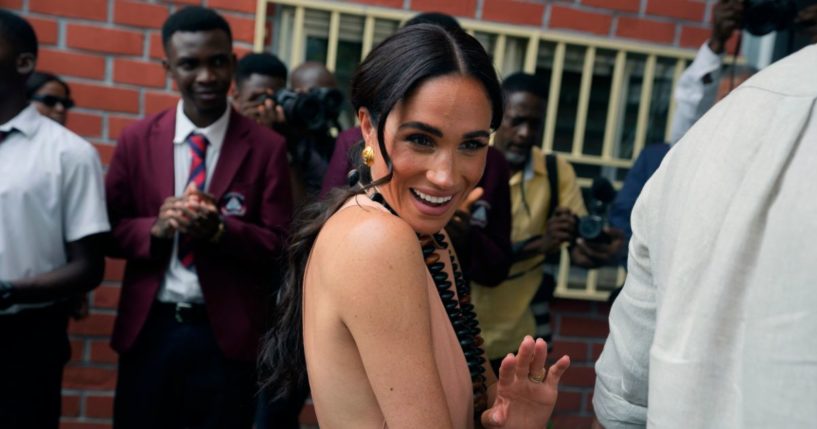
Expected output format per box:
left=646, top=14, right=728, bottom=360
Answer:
left=161, top=6, right=232, bottom=51
left=0, top=10, right=38, bottom=58
left=403, top=12, right=462, bottom=30
left=26, top=71, right=70, bottom=99
left=260, top=23, right=503, bottom=399
left=235, top=52, right=288, bottom=87
left=502, top=72, right=548, bottom=100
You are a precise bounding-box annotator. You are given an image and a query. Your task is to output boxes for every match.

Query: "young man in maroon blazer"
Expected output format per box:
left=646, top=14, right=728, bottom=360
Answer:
left=105, top=7, right=292, bottom=428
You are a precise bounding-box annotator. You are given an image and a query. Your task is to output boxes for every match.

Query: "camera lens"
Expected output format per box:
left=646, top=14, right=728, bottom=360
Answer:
left=312, top=87, right=344, bottom=122
left=274, top=89, right=325, bottom=131
left=294, top=93, right=324, bottom=131
left=578, top=216, right=604, bottom=241
left=744, top=0, right=798, bottom=36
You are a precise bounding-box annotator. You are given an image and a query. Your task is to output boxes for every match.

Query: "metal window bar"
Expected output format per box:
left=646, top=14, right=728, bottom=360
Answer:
left=572, top=46, right=595, bottom=158
left=326, top=11, right=341, bottom=72
left=543, top=42, right=565, bottom=155
left=254, top=0, right=734, bottom=301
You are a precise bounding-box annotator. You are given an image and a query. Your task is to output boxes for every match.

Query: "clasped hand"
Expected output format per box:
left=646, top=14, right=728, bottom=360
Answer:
left=482, top=336, right=570, bottom=428
left=151, top=183, right=220, bottom=240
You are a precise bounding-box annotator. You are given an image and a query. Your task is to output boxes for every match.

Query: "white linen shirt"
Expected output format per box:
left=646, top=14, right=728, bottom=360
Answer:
left=669, top=42, right=722, bottom=144
left=156, top=100, right=229, bottom=304
left=594, top=44, right=817, bottom=428
left=0, top=104, right=110, bottom=314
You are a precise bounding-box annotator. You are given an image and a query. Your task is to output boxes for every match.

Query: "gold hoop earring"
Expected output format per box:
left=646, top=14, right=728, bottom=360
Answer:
left=362, top=146, right=375, bottom=167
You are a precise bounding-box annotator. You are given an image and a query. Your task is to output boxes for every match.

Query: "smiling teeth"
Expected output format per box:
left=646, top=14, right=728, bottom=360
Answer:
left=413, top=189, right=453, bottom=205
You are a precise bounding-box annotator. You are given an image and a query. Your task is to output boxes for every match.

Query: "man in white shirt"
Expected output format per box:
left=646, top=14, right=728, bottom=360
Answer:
left=594, top=43, right=817, bottom=428
left=0, top=11, right=109, bottom=429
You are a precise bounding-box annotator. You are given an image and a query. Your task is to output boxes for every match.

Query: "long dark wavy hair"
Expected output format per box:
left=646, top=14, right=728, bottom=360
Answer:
left=260, top=23, right=504, bottom=399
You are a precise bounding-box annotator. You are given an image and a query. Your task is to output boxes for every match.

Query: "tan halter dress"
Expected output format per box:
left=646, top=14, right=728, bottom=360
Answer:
left=310, top=196, right=474, bottom=429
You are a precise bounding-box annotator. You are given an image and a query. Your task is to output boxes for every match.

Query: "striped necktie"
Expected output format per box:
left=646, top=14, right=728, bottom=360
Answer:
left=186, top=133, right=208, bottom=191
left=178, top=132, right=209, bottom=269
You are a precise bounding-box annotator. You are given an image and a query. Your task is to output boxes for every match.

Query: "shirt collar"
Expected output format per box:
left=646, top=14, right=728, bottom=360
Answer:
left=530, top=146, right=547, bottom=176
left=0, top=104, right=42, bottom=137
left=511, top=146, right=547, bottom=185
left=173, top=99, right=230, bottom=151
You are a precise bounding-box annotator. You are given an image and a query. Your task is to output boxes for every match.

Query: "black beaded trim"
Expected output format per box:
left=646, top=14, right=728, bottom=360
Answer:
left=371, top=192, right=488, bottom=418
left=421, top=234, right=488, bottom=417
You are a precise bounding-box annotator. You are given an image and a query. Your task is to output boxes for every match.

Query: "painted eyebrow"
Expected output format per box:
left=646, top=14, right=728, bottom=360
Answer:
left=399, top=121, right=490, bottom=140
left=398, top=121, right=443, bottom=137
left=462, top=130, right=490, bottom=139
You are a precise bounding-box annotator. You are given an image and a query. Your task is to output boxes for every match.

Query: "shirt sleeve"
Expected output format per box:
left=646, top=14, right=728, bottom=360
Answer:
left=61, top=141, right=111, bottom=242
left=593, top=177, right=657, bottom=428
left=556, top=155, right=587, bottom=216
left=669, top=42, right=723, bottom=144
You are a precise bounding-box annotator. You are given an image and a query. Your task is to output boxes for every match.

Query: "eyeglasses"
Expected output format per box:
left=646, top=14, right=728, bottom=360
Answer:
left=31, top=94, right=75, bottom=110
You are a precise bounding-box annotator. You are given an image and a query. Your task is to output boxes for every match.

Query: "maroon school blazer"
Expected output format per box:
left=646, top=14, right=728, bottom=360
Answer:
left=105, top=107, right=293, bottom=362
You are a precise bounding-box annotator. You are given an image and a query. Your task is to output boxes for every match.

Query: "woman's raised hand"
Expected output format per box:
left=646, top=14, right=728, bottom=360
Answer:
left=481, top=336, right=570, bottom=428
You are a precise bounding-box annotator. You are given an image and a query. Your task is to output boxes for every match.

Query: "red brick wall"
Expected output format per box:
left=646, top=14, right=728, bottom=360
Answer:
left=0, top=0, right=715, bottom=427
left=549, top=299, right=611, bottom=428
left=357, top=0, right=727, bottom=49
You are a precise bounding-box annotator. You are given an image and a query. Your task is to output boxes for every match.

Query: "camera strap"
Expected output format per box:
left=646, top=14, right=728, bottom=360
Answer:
left=546, top=153, right=559, bottom=218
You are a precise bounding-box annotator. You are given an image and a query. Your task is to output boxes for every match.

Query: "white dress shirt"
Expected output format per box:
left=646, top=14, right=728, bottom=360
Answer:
left=594, top=44, right=817, bottom=428
left=669, top=42, right=723, bottom=144
left=156, top=100, right=229, bottom=304
left=0, top=104, right=110, bottom=314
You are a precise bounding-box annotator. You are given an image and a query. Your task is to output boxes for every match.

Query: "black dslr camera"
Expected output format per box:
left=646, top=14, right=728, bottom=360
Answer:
left=257, top=87, right=344, bottom=131
left=576, top=177, right=616, bottom=244
left=743, top=0, right=814, bottom=35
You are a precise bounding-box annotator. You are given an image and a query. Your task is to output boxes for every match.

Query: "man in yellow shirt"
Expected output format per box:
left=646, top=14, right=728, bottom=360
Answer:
left=472, top=73, right=624, bottom=371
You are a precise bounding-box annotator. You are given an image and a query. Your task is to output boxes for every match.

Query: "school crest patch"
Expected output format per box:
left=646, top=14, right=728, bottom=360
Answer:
left=221, top=192, right=246, bottom=216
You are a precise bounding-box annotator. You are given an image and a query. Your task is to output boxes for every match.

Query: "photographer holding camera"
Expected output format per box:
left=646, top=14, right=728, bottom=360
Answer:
left=471, top=73, right=624, bottom=373
left=233, top=55, right=343, bottom=205
left=233, top=53, right=288, bottom=128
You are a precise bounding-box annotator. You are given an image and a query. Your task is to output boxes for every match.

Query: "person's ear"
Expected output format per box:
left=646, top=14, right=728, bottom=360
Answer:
left=358, top=107, right=376, bottom=147
left=161, top=58, right=171, bottom=73
left=16, top=53, right=35, bottom=76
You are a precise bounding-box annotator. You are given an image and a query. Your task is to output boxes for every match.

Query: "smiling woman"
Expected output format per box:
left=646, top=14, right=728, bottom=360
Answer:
left=262, top=23, right=570, bottom=429
left=368, top=75, right=492, bottom=234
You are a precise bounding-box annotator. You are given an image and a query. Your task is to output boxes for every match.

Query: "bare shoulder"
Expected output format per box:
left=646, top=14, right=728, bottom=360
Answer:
left=311, top=199, right=427, bottom=307
left=319, top=198, right=421, bottom=263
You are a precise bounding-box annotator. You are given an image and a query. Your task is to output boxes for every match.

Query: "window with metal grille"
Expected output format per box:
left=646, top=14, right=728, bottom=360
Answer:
left=253, top=0, right=704, bottom=300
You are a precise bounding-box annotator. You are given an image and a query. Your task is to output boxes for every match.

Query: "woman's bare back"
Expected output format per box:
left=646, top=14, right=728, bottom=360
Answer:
left=302, top=196, right=472, bottom=429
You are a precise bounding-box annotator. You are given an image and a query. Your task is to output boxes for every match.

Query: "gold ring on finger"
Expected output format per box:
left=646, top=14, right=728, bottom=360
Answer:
left=528, top=373, right=545, bottom=383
